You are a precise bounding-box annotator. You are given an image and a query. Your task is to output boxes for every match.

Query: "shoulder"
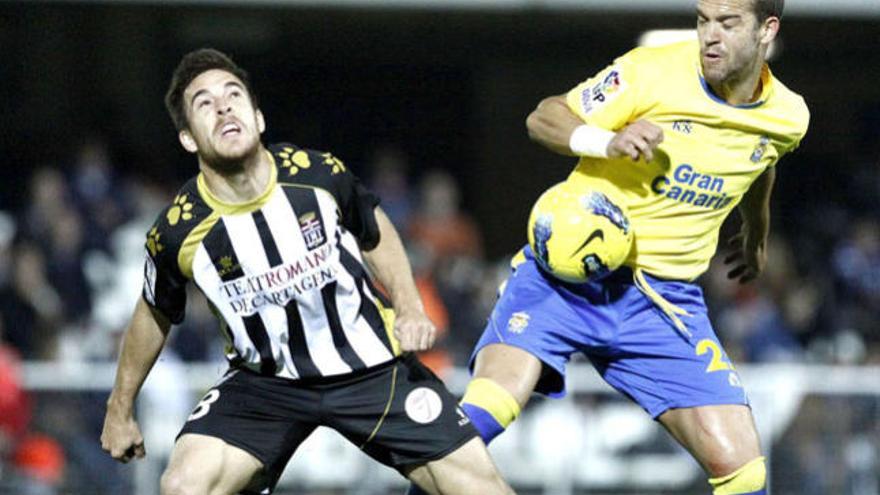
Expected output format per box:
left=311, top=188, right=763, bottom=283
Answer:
left=145, top=177, right=212, bottom=258
left=616, top=40, right=696, bottom=71
left=598, top=41, right=695, bottom=95
left=269, top=142, right=349, bottom=183
left=769, top=77, right=811, bottom=138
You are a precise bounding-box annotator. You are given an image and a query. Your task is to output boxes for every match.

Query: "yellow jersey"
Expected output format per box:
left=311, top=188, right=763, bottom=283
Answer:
left=565, top=40, right=809, bottom=281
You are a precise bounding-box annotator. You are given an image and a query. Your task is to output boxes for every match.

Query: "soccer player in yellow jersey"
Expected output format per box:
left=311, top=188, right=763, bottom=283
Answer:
left=407, top=1, right=809, bottom=494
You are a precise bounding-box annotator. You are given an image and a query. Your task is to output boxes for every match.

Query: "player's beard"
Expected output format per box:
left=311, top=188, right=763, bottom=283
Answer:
left=702, top=32, right=763, bottom=90
left=200, top=134, right=261, bottom=175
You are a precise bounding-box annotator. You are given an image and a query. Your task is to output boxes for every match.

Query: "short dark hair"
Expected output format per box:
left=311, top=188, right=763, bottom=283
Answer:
left=164, top=48, right=258, bottom=131
left=753, top=0, right=784, bottom=22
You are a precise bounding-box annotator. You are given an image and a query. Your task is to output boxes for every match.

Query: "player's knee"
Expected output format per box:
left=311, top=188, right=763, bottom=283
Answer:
left=160, top=466, right=207, bottom=495
left=703, top=448, right=758, bottom=479
left=472, top=472, right=513, bottom=495
left=422, top=440, right=511, bottom=495
left=460, top=378, right=521, bottom=444
left=708, top=456, right=766, bottom=495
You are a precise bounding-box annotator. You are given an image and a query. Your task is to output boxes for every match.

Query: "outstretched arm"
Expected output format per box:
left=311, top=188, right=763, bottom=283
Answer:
left=101, top=297, right=171, bottom=462
left=362, top=207, right=436, bottom=352
left=526, top=94, right=664, bottom=161
left=725, top=166, right=776, bottom=283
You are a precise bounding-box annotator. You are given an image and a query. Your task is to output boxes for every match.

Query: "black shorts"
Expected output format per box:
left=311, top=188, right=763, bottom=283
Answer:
left=178, top=354, right=478, bottom=494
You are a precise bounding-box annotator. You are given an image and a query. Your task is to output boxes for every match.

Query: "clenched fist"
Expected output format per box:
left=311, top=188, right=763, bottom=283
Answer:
left=608, top=119, right=664, bottom=162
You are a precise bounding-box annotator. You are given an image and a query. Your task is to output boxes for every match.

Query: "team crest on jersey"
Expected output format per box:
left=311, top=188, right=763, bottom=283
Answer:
left=750, top=135, right=771, bottom=163
left=507, top=311, right=530, bottom=334
left=581, top=67, right=624, bottom=115
left=298, top=212, right=326, bottom=249
left=217, top=256, right=241, bottom=277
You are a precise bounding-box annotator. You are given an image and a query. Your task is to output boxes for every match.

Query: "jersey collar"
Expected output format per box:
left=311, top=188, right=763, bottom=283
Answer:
left=698, top=63, right=773, bottom=109
left=197, top=150, right=278, bottom=215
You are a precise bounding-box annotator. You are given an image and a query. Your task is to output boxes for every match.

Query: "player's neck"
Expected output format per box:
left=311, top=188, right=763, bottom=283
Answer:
left=199, top=146, right=272, bottom=203
left=713, top=62, right=765, bottom=106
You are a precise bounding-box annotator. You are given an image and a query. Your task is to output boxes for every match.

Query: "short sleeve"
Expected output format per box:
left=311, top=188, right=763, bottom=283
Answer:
left=333, top=166, right=382, bottom=250
left=142, top=225, right=188, bottom=324
left=297, top=149, right=382, bottom=249
left=565, top=47, right=647, bottom=131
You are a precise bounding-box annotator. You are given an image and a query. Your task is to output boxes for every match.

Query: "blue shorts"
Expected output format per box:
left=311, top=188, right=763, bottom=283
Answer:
left=471, top=247, right=748, bottom=418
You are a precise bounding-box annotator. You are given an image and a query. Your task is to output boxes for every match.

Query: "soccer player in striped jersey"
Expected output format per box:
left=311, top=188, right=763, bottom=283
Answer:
left=409, top=1, right=807, bottom=494
left=100, top=48, right=513, bottom=495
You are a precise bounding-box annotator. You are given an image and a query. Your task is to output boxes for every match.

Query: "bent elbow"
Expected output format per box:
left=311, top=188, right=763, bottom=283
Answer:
left=525, top=110, right=542, bottom=142
left=526, top=98, right=554, bottom=139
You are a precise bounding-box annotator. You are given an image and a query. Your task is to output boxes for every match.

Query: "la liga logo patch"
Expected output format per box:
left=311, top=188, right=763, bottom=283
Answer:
left=580, top=67, right=625, bottom=115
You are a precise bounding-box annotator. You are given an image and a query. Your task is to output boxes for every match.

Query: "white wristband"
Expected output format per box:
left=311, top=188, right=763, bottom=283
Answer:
left=568, top=124, right=616, bottom=158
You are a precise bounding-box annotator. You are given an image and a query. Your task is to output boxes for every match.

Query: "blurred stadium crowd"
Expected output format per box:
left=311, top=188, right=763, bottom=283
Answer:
left=0, top=130, right=877, bottom=494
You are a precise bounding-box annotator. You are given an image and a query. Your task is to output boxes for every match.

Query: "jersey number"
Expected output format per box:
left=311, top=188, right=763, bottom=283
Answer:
left=188, top=389, right=220, bottom=421
left=695, top=339, right=734, bottom=373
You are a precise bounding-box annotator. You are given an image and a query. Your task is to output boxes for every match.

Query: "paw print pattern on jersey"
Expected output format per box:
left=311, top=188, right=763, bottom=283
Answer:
left=146, top=227, right=163, bottom=256
left=167, top=194, right=194, bottom=226
left=321, top=153, right=346, bottom=174
left=278, top=146, right=312, bottom=176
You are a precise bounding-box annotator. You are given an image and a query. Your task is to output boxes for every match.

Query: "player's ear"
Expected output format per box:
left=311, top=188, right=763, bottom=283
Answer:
left=179, top=129, right=198, bottom=153
left=256, top=109, right=266, bottom=135
left=759, top=15, right=780, bottom=45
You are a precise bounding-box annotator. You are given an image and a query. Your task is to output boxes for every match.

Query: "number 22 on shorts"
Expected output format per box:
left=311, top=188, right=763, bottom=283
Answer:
left=188, top=389, right=220, bottom=421
left=695, top=339, right=735, bottom=373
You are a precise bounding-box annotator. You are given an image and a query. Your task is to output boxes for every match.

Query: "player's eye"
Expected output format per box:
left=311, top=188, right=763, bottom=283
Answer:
left=196, top=99, right=211, bottom=109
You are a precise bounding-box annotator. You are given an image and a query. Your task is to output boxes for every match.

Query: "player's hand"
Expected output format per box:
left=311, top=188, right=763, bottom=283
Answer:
left=608, top=120, right=664, bottom=162
left=394, top=309, right=437, bottom=352
left=724, top=229, right=767, bottom=284
left=101, top=405, right=146, bottom=463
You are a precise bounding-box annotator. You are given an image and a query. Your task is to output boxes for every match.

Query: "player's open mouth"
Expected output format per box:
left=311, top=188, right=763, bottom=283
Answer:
left=219, top=122, right=242, bottom=137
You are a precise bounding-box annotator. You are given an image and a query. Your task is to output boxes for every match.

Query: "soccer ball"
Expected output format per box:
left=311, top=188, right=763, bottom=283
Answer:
left=527, top=181, right=633, bottom=283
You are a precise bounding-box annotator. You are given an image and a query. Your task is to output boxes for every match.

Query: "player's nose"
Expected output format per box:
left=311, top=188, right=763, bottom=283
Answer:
left=215, top=98, right=233, bottom=115
left=703, top=23, right=722, bottom=43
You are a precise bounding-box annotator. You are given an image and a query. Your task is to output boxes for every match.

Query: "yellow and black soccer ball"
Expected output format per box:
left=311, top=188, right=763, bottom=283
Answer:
left=527, top=181, right=633, bottom=283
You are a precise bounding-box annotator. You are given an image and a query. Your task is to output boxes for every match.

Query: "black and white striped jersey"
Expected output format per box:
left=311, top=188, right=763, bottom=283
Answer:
left=142, top=143, right=401, bottom=381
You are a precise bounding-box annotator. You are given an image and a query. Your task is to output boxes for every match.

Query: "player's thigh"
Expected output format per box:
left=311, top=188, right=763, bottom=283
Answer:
left=658, top=404, right=762, bottom=476
left=471, top=250, right=603, bottom=399
left=472, top=343, right=542, bottom=407
left=328, top=355, right=479, bottom=481
left=177, top=369, right=320, bottom=494
left=406, top=437, right=512, bottom=495
left=161, top=433, right=263, bottom=495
